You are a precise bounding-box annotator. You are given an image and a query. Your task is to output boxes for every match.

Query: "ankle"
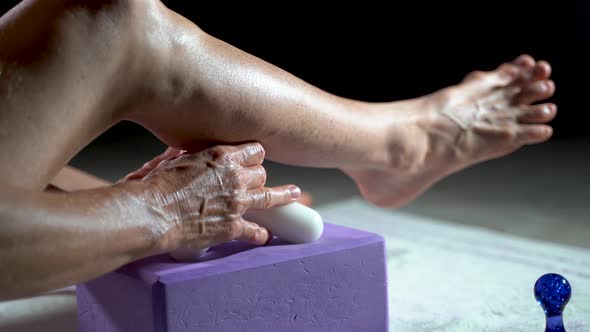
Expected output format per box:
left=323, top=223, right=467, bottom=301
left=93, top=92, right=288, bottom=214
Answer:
left=376, top=98, right=433, bottom=174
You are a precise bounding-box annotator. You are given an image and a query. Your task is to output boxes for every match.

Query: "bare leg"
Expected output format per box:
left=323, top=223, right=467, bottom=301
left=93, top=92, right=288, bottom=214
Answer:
left=0, top=1, right=297, bottom=299
left=0, top=0, right=146, bottom=190
left=126, top=3, right=385, bottom=169
left=0, top=0, right=553, bottom=301
left=126, top=3, right=556, bottom=208
left=0, top=0, right=554, bottom=210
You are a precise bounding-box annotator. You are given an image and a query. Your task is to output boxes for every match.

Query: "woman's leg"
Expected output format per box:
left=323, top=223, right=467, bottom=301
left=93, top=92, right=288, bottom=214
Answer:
left=0, top=0, right=556, bottom=209
left=125, top=2, right=556, bottom=207
left=0, top=0, right=149, bottom=190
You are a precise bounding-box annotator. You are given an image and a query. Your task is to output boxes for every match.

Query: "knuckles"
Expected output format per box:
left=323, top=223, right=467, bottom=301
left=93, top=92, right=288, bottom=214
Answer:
left=253, top=166, right=267, bottom=186
left=255, top=188, right=272, bottom=209
left=137, top=145, right=272, bottom=243
left=224, top=167, right=244, bottom=189
left=226, top=219, right=244, bottom=239
left=244, top=143, right=265, bottom=159
left=206, top=146, right=235, bottom=163
left=225, top=194, right=249, bottom=214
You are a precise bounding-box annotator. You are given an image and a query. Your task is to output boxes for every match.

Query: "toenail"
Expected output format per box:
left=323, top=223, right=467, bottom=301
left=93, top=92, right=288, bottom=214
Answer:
left=538, top=83, right=548, bottom=92
left=542, top=106, right=552, bottom=115
left=544, top=81, right=552, bottom=89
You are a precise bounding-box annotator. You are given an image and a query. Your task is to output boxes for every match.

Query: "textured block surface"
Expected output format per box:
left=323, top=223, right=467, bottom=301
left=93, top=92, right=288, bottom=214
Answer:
left=77, top=223, right=388, bottom=332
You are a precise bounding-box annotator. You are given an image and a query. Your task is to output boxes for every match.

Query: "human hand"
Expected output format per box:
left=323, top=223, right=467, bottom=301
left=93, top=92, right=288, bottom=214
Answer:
left=119, top=147, right=184, bottom=183
left=120, top=146, right=315, bottom=206
left=125, top=142, right=301, bottom=253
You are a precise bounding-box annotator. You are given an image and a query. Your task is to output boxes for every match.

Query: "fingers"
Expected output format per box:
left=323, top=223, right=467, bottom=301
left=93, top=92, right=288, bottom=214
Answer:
left=160, top=147, right=185, bottom=160
left=518, top=103, right=557, bottom=124
left=243, top=165, right=267, bottom=189
left=119, top=148, right=183, bottom=182
left=247, top=185, right=301, bottom=209
left=297, top=191, right=314, bottom=207
left=227, top=142, right=266, bottom=166
left=204, top=143, right=265, bottom=166
left=146, top=148, right=184, bottom=168
left=188, top=218, right=270, bottom=248
left=143, top=148, right=184, bottom=171
left=234, top=219, right=271, bottom=245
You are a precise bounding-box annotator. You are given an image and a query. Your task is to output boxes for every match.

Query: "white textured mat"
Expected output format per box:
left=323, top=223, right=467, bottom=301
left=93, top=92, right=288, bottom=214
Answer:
left=0, top=289, right=77, bottom=332
left=318, top=198, right=590, bottom=331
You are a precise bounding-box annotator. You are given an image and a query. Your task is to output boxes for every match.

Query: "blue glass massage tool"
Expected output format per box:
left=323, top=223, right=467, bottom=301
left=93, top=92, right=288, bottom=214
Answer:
left=534, top=273, right=572, bottom=332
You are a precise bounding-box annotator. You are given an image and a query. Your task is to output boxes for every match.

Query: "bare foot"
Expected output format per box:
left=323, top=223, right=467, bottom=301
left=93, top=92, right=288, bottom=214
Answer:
left=345, top=55, right=556, bottom=208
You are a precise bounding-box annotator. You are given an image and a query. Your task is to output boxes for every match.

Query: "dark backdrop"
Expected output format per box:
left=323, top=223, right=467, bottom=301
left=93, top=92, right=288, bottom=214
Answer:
left=2, top=1, right=589, bottom=140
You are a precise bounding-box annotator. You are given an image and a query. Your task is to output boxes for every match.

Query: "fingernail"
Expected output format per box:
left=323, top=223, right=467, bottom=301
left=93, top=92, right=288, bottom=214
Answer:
left=264, top=230, right=274, bottom=245
left=289, top=185, right=301, bottom=199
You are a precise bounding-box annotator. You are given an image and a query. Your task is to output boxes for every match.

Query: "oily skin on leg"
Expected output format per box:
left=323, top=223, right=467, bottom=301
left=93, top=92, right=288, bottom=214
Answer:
left=0, top=1, right=298, bottom=300
left=0, top=0, right=555, bottom=298
left=128, top=2, right=556, bottom=208
left=0, top=0, right=556, bottom=206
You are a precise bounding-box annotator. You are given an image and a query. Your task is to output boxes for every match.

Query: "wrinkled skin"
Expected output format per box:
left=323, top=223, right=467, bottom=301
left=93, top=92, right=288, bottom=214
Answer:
left=344, top=55, right=556, bottom=207
left=0, top=0, right=556, bottom=300
left=126, top=143, right=300, bottom=252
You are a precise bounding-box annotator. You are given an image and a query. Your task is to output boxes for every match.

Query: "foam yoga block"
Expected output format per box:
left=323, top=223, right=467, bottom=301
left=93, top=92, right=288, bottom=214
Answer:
left=77, top=223, right=388, bottom=332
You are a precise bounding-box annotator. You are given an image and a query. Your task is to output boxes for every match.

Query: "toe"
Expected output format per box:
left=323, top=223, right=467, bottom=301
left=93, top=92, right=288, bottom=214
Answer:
left=518, top=103, right=557, bottom=124
left=517, top=124, right=553, bottom=145
left=462, top=65, right=517, bottom=90
left=515, top=60, right=550, bottom=83
left=514, top=80, right=555, bottom=105
left=532, top=61, right=552, bottom=81
left=497, top=63, right=521, bottom=80
left=512, top=54, right=536, bottom=68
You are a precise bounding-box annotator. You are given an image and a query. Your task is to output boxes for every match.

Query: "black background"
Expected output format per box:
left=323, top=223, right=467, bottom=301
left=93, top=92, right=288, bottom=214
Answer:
left=2, top=1, right=589, bottom=139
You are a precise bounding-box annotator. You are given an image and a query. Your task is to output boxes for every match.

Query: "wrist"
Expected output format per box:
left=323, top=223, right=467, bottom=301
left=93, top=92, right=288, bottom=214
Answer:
left=109, top=181, right=169, bottom=259
left=116, top=181, right=179, bottom=256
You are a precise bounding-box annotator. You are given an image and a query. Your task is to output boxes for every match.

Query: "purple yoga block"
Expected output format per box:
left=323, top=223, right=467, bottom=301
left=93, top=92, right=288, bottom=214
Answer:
left=77, top=223, right=388, bottom=331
